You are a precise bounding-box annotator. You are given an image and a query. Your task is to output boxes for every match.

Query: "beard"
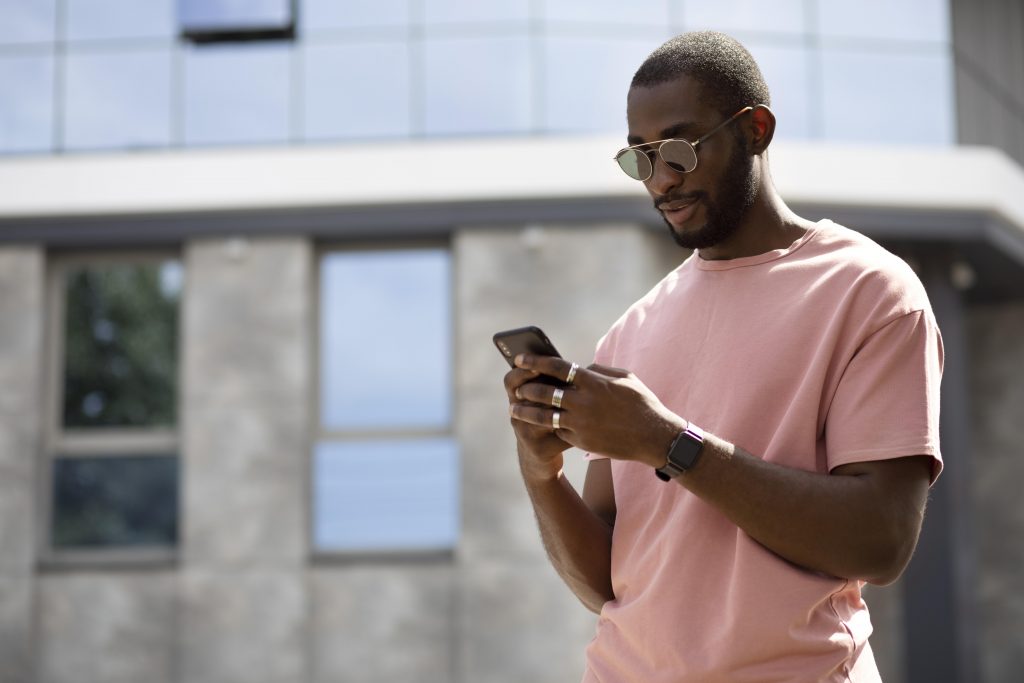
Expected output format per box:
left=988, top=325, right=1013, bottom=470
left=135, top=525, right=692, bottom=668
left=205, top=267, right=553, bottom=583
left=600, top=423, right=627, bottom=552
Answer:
left=660, top=140, right=758, bottom=251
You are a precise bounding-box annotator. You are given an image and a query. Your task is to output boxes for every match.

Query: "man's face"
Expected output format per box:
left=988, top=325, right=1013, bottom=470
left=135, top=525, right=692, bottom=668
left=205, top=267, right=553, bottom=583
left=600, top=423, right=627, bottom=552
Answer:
left=625, top=76, right=757, bottom=251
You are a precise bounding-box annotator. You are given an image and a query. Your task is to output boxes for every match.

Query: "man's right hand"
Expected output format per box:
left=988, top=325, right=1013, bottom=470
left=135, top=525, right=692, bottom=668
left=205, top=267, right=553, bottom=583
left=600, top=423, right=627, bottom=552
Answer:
left=503, top=365, right=571, bottom=482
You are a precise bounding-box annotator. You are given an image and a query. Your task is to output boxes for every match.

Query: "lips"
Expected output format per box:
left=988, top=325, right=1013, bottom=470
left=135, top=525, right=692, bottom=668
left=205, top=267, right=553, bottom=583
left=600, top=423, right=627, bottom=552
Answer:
left=658, top=197, right=701, bottom=226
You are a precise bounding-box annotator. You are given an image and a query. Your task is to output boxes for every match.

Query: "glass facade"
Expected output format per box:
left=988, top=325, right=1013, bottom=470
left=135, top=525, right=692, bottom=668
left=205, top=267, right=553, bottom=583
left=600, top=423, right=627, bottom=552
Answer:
left=0, top=0, right=955, bottom=155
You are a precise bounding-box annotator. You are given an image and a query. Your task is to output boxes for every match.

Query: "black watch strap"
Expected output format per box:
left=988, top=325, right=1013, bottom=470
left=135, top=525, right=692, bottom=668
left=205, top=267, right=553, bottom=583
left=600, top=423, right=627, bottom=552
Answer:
left=655, top=423, right=705, bottom=481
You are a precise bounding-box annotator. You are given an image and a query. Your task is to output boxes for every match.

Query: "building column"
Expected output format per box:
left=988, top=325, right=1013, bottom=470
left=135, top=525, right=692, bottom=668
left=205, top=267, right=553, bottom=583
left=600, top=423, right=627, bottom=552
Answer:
left=0, top=246, right=45, bottom=683
left=903, top=251, right=979, bottom=683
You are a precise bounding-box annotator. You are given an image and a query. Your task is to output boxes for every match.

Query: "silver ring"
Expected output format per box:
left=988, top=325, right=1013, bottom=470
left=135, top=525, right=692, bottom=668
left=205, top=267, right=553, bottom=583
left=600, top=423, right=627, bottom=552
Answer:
left=565, top=362, right=579, bottom=385
left=551, top=387, right=564, bottom=409
left=552, top=411, right=561, bottom=430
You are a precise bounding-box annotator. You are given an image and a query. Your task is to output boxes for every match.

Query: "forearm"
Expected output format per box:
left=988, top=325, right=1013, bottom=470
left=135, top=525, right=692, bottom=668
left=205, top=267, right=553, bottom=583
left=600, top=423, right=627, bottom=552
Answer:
left=519, top=451, right=615, bottom=612
left=676, top=433, right=928, bottom=585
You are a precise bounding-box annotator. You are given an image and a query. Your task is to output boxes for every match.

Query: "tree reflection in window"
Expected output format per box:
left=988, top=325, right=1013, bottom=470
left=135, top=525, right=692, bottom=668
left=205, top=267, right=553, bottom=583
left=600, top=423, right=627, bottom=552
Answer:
left=62, top=261, right=181, bottom=429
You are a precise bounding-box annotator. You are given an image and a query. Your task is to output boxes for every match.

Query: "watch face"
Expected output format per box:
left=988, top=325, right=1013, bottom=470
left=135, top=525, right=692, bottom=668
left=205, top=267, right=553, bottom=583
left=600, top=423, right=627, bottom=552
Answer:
left=669, top=429, right=704, bottom=470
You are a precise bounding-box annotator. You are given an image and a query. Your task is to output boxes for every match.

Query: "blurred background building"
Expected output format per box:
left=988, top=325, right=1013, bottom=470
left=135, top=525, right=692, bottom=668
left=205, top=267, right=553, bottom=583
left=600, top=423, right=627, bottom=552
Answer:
left=0, top=1, right=1021, bottom=682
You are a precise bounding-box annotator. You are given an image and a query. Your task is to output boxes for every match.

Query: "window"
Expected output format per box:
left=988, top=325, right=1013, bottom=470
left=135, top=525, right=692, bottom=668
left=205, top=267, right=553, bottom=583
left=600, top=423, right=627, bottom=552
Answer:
left=63, top=48, right=173, bottom=151
left=44, top=255, right=182, bottom=562
left=183, top=43, right=291, bottom=146
left=0, top=53, right=54, bottom=154
left=178, top=0, right=295, bottom=43
left=303, top=41, right=412, bottom=141
left=423, top=35, right=532, bottom=136
left=542, top=34, right=667, bottom=133
left=314, top=247, right=458, bottom=554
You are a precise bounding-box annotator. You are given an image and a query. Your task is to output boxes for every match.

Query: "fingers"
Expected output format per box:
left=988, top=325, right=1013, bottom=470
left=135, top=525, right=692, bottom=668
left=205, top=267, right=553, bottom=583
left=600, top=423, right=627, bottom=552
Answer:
left=503, top=367, right=542, bottom=400
left=515, top=381, right=570, bottom=409
left=510, top=402, right=571, bottom=432
left=515, top=354, right=585, bottom=386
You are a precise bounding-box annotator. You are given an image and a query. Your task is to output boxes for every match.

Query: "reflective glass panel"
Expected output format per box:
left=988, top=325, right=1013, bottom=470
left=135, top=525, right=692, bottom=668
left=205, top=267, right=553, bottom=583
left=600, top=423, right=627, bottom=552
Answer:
left=303, top=41, right=411, bottom=140
left=314, top=438, right=459, bottom=551
left=821, top=48, right=954, bottom=145
left=320, top=249, right=451, bottom=430
left=302, top=0, right=410, bottom=30
left=65, top=0, right=174, bottom=41
left=183, top=44, right=291, bottom=145
left=63, top=48, right=173, bottom=151
left=0, top=0, right=56, bottom=44
left=178, top=0, right=292, bottom=32
left=743, top=42, right=812, bottom=140
left=816, top=0, right=949, bottom=43
left=62, top=261, right=181, bottom=429
left=543, top=35, right=665, bottom=133
left=423, top=36, right=531, bottom=136
left=682, top=0, right=806, bottom=34
left=0, top=53, right=54, bottom=153
left=543, top=0, right=670, bottom=26
left=423, top=0, right=529, bottom=25
left=52, top=455, right=179, bottom=548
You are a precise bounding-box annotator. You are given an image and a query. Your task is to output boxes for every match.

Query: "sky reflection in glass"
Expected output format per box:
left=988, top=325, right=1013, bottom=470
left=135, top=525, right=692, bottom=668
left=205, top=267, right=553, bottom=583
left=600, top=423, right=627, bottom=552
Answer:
left=184, top=44, right=291, bottom=145
left=320, top=249, right=451, bottom=430
left=0, top=0, right=56, bottom=44
left=178, top=0, right=291, bottom=32
left=63, top=48, right=173, bottom=151
left=424, top=36, right=531, bottom=136
left=0, top=54, right=54, bottom=153
left=314, top=438, right=459, bottom=551
left=304, top=41, right=411, bottom=140
left=65, top=0, right=174, bottom=42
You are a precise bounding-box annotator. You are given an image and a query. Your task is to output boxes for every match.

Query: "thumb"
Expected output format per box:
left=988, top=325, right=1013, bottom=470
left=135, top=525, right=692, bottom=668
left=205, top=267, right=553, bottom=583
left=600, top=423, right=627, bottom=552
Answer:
left=587, top=363, right=631, bottom=379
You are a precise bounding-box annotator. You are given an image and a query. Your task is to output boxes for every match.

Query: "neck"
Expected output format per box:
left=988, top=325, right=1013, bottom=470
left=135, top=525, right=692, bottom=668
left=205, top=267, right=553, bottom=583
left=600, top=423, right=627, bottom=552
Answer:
left=697, top=171, right=812, bottom=261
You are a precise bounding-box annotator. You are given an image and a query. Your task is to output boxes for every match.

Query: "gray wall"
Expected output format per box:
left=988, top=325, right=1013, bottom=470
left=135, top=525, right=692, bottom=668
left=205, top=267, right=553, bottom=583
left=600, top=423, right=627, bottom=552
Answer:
left=952, top=0, right=1024, bottom=165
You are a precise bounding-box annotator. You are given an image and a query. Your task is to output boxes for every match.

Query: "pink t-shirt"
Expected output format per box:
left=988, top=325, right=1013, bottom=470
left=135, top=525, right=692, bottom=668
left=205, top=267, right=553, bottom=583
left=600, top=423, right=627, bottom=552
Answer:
left=582, top=220, right=943, bottom=683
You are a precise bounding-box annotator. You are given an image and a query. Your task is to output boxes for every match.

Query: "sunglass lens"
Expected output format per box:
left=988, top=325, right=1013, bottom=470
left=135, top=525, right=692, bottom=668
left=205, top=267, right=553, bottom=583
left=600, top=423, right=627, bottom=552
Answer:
left=660, top=141, right=697, bottom=173
left=616, top=149, right=651, bottom=181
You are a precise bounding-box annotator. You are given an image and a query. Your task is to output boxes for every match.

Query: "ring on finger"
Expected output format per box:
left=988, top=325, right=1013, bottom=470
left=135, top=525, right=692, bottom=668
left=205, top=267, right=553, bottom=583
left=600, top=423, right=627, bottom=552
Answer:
left=552, top=411, right=561, bottom=430
left=565, top=362, right=579, bottom=385
left=551, top=387, right=565, bottom=409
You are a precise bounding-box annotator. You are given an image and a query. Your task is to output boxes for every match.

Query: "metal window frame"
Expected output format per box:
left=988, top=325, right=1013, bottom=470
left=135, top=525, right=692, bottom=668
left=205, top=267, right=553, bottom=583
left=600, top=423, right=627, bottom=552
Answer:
left=309, top=238, right=457, bottom=562
left=39, top=250, right=183, bottom=568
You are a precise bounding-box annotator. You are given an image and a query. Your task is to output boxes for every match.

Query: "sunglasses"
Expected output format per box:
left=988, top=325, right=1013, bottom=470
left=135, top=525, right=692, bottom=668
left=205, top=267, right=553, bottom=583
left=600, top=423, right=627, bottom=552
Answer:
left=613, top=106, right=754, bottom=181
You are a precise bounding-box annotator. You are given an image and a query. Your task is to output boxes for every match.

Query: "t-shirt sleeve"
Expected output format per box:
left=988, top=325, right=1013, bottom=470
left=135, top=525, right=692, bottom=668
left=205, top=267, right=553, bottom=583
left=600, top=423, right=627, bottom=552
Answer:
left=825, top=309, right=944, bottom=483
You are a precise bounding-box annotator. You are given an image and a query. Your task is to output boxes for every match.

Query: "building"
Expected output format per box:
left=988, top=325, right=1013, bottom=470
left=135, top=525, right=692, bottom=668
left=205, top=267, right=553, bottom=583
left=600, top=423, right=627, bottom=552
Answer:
left=0, top=1, right=1021, bottom=682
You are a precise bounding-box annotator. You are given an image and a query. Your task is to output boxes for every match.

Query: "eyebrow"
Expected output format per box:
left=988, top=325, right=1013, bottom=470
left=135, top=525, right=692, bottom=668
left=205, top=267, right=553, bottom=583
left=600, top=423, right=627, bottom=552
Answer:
left=626, top=121, right=701, bottom=147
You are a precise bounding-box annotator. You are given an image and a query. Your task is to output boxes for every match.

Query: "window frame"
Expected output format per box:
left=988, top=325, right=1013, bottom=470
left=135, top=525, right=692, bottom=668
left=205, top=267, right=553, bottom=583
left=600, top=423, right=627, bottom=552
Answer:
left=310, top=240, right=458, bottom=562
left=39, top=251, right=183, bottom=567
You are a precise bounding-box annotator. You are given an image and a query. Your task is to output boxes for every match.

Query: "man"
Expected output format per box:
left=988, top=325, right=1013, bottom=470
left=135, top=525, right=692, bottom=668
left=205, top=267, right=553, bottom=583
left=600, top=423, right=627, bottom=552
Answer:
left=503, top=32, right=942, bottom=682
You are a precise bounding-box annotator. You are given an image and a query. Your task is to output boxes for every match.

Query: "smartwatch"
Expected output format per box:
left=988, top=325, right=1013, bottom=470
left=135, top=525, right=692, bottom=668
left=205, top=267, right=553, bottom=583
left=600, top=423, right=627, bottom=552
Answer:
left=655, top=423, right=705, bottom=481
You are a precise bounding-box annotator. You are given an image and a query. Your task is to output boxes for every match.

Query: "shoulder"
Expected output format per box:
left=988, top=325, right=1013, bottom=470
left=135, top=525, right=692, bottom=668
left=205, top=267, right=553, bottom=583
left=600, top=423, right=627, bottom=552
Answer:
left=804, top=220, right=933, bottom=322
left=594, top=258, right=693, bottom=362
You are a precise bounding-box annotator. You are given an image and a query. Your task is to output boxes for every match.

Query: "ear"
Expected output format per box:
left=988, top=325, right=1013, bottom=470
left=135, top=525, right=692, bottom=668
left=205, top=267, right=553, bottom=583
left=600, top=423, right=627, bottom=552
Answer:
left=747, top=104, right=776, bottom=154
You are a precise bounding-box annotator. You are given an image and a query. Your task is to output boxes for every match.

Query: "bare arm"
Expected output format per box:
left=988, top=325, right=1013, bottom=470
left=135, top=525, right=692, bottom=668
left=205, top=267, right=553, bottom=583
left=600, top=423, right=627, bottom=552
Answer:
left=505, top=366, right=616, bottom=612
left=511, top=355, right=932, bottom=586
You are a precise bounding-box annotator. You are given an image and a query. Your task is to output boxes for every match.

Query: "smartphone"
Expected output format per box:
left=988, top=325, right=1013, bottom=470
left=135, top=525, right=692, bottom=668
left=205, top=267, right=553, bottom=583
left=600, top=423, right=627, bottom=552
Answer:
left=492, top=325, right=565, bottom=386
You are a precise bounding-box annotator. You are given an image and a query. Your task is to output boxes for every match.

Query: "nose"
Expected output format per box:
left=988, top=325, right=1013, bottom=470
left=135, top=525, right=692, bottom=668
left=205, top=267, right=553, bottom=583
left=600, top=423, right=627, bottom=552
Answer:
left=645, top=153, right=684, bottom=197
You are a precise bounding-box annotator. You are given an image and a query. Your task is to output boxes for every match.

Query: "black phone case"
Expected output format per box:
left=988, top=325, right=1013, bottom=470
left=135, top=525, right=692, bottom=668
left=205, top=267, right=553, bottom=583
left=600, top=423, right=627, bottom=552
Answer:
left=492, top=325, right=565, bottom=386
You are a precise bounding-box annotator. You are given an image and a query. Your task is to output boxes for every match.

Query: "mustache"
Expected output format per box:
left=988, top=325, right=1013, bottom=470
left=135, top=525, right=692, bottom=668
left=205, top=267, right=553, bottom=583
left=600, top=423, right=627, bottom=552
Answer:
left=654, top=191, right=705, bottom=211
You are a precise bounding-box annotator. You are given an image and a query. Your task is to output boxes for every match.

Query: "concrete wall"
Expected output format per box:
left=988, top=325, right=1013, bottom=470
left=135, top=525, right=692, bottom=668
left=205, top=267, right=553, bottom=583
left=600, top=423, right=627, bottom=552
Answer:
left=0, top=246, right=44, bottom=683
left=952, top=0, right=1024, bottom=165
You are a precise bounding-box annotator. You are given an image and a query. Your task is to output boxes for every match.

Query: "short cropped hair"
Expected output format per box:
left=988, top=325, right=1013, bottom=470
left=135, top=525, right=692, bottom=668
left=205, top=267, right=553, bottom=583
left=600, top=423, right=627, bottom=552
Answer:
left=630, top=31, right=771, bottom=118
